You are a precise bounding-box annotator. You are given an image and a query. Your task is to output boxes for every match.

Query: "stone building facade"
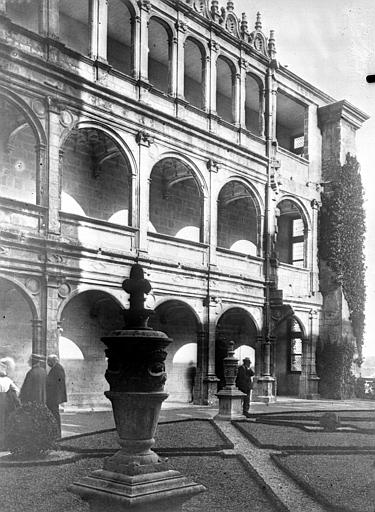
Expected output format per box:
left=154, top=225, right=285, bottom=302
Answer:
left=0, top=0, right=368, bottom=406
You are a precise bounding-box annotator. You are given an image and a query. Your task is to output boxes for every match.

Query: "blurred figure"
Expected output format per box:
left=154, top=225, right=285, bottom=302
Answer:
left=19, top=354, right=46, bottom=405
left=186, top=361, right=196, bottom=403
left=46, top=354, right=67, bottom=437
left=0, top=357, right=19, bottom=447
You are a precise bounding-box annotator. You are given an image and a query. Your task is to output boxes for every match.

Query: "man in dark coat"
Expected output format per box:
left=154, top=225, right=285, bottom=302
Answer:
left=235, top=357, right=255, bottom=417
left=19, top=354, right=47, bottom=405
left=46, top=354, right=67, bottom=436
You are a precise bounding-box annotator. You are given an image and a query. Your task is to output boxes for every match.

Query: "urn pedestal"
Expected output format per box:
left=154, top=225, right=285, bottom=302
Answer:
left=215, top=341, right=246, bottom=421
left=70, top=264, right=205, bottom=511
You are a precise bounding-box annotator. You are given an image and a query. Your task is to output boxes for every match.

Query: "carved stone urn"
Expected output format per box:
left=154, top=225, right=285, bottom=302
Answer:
left=215, top=341, right=246, bottom=421
left=70, top=264, right=205, bottom=511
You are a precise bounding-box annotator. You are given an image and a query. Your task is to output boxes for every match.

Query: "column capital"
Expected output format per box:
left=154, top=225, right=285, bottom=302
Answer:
left=136, top=130, right=154, bottom=147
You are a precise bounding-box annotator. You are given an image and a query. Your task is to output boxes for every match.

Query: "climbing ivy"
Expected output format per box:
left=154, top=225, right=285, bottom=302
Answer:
left=316, top=337, right=356, bottom=399
left=319, top=153, right=366, bottom=354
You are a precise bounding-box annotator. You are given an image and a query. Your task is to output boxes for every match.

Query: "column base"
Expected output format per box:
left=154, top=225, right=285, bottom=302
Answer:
left=255, top=376, right=276, bottom=403
left=214, top=388, right=246, bottom=421
left=70, top=467, right=206, bottom=512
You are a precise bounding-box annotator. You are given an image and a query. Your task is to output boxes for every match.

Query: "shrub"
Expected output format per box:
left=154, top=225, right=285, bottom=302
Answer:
left=319, top=412, right=341, bottom=432
left=5, top=402, right=59, bottom=458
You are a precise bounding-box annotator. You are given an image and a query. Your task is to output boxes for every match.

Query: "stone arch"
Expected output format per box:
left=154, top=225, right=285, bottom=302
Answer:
left=184, top=36, right=207, bottom=109
left=149, top=299, right=202, bottom=402
left=0, top=91, right=46, bottom=206
left=215, top=307, right=259, bottom=389
left=148, top=16, right=174, bottom=93
left=149, top=156, right=205, bottom=242
left=217, top=179, right=262, bottom=256
left=59, top=289, right=124, bottom=407
left=0, top=276, right=38, bottom=389
left=245, top=72, right=265, bottom=136
left=274, top=313, right=307, bottom=397
left=216, top=54, right=237, bottom=123
left=107, top=0, right=138, bottom=75
left=275, top=197, right=311, bottom=267
left=60, top=125, right=134, bottom=226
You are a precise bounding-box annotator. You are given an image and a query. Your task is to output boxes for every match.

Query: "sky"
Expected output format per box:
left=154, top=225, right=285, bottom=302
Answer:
left=236, top=0, right=375, bottom=357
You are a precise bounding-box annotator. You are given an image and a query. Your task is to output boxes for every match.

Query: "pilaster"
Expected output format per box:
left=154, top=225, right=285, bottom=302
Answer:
left=138, top=1, right=150, bottom=82
left=136, top=130, right=154, bottom=255
left=47, top=97, right=62, bottom=234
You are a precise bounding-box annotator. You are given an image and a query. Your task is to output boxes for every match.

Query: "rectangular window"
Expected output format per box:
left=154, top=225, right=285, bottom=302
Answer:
left=290, top=336, right=302, bottom=372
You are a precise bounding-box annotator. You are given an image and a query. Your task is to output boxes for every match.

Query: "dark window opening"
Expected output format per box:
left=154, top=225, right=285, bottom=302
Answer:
left=276, top=91, right=306, bottom=157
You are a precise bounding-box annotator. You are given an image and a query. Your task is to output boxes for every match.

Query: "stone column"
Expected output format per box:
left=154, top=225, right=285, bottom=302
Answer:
left=233, top=71, right=241, bottom=126
left=310, top=199, right=320, bottom=294
left=175, top=20, right=186, bottom=99
left=202, top=54, right=210, bottom=112
left=208, top=40, right=218, bottom=115
left=307, top=309, right=320, bottom=398
left=203, top=297, right=220, bottom=405
left=256, top=335, right=276, bottom=403
left=135, top=130, right=154, bottom=255
left=96, top=0, right=108, bottom=63
left=89, top=0, right=99, bottom=60
left=238, top=59, right=247, bottom=130
left=207, top=159, right=219, bottom=266
left=169, top=35, right=178, bottom=96
left=45, top=278, right=61, bottom=356
left=32, top=319, right=44, bottom=357
left=0, top=1, right=6, bottom=15
left=131, top=15, right=140, bottom=78
left=138, top=0, right=150, bottom=83
left=40, top=0, right=59, bottom=39
left=46, top=98, right=62, bottom=234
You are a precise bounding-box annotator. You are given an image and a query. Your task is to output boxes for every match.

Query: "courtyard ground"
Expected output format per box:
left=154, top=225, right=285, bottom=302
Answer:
left=0, top=398, right=374, bottom=511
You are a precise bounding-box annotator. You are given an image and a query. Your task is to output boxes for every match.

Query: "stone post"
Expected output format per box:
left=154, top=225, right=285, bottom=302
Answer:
left=70, top=264, right=205, bottom=511
left=215, top=341, right=245, bottom=420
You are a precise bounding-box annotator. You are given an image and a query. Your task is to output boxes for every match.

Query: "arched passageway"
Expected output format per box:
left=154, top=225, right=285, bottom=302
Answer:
left=59, top=290, right=123, bottom=407
left=274, top=315, right=305, bottom=396
left=149, top=158, right=204, bottom=242
left=61, top=127, right=132, bottom=226
left=215, top=308, right=258, bottom=390
left=0, top=278, right=34, bottom=388
left=149, top=300, right=200, bottom=402
left=217, top=180, right=259, bottom=255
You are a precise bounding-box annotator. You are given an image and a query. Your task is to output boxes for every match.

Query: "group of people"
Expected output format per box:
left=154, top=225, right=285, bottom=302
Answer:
left=0, top=353, right=67, bottom=444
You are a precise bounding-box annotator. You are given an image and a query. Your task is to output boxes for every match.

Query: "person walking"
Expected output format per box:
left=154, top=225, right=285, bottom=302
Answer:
left=235, top=357, right=255, bottom=418
left=0, top=357, right=19, bottom=447
left=46, top=354, right=67, bottom=437
left=19, top=354, right=47, bottom=405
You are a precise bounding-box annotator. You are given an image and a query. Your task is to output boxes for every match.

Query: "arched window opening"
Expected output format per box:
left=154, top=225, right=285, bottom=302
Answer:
left=61, top=128, right=132, bottom=226
left=184, top=38, right=204, bottom=109
left=217, top=181, right=258, bottom=255
left=216, top=308, right=257, bottom=390
left=275, top=315, right=305, bottom=396
left=276, top=91, right=306, bottom=156
left=245, top=74, right=261, bottom=135
left=60, top=290, right=123, bottom=406
left=0, top=278, right=33, bottom=389
left=149, top=300, right=199, bottom=402
left=7, top=0, right=39, bottom=32
left=107, top=0, right=133, bottom=75
left=149, top=158, right=203, bottom=242
left=0, top=97, right=37, bottom=204
left=148, top=18, right=171, bottom=93
left=276, top=199, right=306, bottom=267
left=216, top=56, right=235, bottom=123
left=59, top=0, right=89, bottom=55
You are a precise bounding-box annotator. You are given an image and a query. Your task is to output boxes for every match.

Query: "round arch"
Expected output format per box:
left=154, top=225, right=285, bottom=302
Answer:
left=0, top=87, right=47, bottom=146
left=149, top=156, right=205, bottom=242
left=60, top=125, right=134, bottom=226
left=58, top=289, right=124, bottom=407
left=149, top=299, right=201, bottom=402
left=152, top=152, right=208, bottom=197
left=0, top=275, right=37, bottom=388
left=274, top=313, right=307, bottom=397
left=276, top=195, right=312, bottom=229
left=215, top=307, right=260, bottom=389
left=217, top=179, right=262, bottom=255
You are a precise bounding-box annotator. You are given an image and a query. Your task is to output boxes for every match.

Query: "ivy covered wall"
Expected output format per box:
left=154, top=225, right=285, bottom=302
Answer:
left=318, top=153, right=366, bottom=398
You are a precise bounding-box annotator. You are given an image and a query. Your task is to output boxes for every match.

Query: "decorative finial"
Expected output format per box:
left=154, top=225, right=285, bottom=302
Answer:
left=255, top=11, right=262, bottom=30
left=122, top=264, right=153, bottom=328
left=227, top=1, right=234, bottom=11
left=268, top=29, right=277, bottom=59
left=241, top=12, right=249, bottom=37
